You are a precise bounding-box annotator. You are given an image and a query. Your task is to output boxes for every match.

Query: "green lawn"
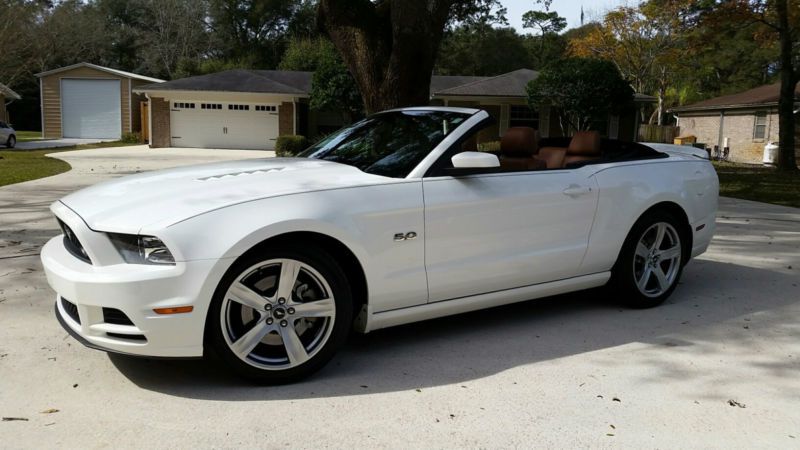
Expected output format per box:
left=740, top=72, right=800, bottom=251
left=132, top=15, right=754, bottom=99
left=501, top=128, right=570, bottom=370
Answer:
left=13, top=130, right=50, bottom=142
left=0, top=141, right=139, bottom=187
left=714, top=161, right=800, bottom=208
left=0, top=149, right=71, bottom=187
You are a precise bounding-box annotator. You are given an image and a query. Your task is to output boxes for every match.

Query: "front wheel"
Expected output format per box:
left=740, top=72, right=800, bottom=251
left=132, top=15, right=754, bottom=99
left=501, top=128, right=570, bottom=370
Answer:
left=207, top=245, right=353, bottom=384
left=6, top=135, right=15, bottom=148
left=611, top=211, right=685, bottom=308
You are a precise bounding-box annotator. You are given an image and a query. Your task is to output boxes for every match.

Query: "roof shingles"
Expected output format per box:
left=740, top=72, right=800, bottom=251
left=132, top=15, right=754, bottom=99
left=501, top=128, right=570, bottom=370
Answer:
left=671, top=82, right=800, bottom=112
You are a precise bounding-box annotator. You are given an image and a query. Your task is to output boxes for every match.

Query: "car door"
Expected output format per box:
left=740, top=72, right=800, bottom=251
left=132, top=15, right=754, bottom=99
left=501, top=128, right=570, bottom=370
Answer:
left=422, top=167, right=599, bottom=302
left=0, top=122, right=8, bottom=142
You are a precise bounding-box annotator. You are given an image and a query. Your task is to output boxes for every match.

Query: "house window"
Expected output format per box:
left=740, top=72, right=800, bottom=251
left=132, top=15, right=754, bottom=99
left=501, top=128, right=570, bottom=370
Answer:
left=255, top=105, right=277, bottom=112
left=201, top=103, right=222, bottom=110
left=228, top=104, right=250, bottom=111
left=753, top=112, right=767, bottom=140
left=509, top=105, right=539, bottom=129
left=173, top=102, right=195, bottom=109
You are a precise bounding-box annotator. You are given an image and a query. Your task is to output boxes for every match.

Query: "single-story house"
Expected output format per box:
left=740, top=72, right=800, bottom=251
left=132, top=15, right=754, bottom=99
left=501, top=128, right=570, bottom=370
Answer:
left=134, top=68, right=655, bottom=150
left=0, top=82, right=21, bottom=123
left=670, top=82, right=800, bottom=163
left=35, top=62, right=164, bottom=140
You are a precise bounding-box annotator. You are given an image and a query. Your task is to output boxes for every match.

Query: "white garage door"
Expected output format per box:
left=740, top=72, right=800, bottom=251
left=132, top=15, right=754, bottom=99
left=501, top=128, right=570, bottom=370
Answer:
left=170, top=102, right=280, bottom=150
left=61, top=79, right=121, bottom=139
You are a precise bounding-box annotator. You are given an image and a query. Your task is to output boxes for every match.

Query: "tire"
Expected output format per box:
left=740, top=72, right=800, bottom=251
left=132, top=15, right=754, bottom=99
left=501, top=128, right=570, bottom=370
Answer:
left=206, top=244, right=353, bottom=384
left=6, top=135, right=15, bottom=148
left=610, top=210, right=686, bottom=308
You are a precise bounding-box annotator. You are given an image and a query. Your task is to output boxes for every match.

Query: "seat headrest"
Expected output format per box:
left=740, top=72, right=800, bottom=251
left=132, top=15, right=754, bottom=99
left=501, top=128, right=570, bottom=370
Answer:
left=500, top=127, right=539, bottom=157
left=568, top=131, right=601, bottom=156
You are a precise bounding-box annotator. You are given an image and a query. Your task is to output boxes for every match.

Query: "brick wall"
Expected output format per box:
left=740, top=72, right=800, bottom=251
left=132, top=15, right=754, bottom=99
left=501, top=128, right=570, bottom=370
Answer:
left=279, top=101, right=294, bottom=136
left=678, top=110, right=779, bottom=163
left=149, top=97, right=171, bottom=148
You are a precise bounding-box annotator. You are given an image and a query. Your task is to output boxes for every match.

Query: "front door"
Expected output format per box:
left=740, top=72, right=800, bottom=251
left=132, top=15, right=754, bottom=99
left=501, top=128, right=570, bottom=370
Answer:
left=422, top=168, right=599, bottom=302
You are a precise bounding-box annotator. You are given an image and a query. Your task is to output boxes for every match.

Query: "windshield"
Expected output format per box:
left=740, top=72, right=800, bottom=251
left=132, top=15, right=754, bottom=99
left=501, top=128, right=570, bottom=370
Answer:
left=299, top=110, right=471, bottom=178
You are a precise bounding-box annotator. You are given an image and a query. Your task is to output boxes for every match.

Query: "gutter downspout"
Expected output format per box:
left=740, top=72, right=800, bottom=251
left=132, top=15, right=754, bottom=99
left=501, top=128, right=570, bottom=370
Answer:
left=292, top=99, right=297, bottom=135
left=145, top=93, right=153, bottom=148
left=717, top=111, right=725, bottom=151
left=39, top=78, right=44, bottom=137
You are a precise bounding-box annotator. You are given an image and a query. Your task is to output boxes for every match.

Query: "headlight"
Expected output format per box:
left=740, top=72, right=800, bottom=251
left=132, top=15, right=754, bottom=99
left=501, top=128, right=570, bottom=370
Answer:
left=108, top=233, right=176, bottom=265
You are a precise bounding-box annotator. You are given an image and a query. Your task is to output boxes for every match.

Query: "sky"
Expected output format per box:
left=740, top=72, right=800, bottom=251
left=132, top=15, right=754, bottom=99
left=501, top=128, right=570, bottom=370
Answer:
left=502, top=0, right=632, bottom=32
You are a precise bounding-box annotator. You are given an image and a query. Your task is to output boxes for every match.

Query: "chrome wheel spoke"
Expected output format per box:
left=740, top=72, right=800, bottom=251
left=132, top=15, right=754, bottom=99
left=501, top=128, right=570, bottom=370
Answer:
left=659, top=245, right=681, bottom=261
left=231, top=318, right=271, bottom=358
left=636, top=242, right=650, bottom=259
left=653, top=267, right=669, bottom=291
left=637, top=267, right=652, bottom=291
left=291, top=298, right=335, bottom=318
left=653, top=223, right=667, bottom=249
left=276, top=260, right=301, bottom=302
left=279, top=325, right=309, bottom=365
left=229, top=282, right=269, bottom=310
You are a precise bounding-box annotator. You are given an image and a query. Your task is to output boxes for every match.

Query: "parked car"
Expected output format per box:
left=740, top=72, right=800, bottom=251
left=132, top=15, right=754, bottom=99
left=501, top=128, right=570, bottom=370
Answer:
left=41, top=107, right=718, bottom=383
left=0, top=121, right=16, bottom=148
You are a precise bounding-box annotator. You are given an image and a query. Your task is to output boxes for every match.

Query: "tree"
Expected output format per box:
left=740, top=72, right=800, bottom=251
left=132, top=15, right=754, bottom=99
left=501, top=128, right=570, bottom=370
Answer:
left=526, top=58, right=634, bottom=134
left=522, top=11, right=566, bottom=36
left=317, top=0, right=502, bottom=113
left=280, top=37, right=362, bottom=122
left=436, top=24, right=531, bottom=76
left=568, top=4, right=683, bottom=125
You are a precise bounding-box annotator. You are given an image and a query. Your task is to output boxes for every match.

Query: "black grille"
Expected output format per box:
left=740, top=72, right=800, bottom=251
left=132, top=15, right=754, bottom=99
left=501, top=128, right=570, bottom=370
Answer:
left=106, top=333, right=147, bottom=341
left=57, top=219, right=91, bottom=264
left=102, top=308, right=134, bottom=326
left=61, top=297, right=81, bottom=324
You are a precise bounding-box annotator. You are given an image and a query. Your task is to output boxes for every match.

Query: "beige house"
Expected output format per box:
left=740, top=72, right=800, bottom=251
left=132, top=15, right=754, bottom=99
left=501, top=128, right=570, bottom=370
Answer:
left=134, top=68, right=655, bottom=150
left=429, top=68, right=655, bottom=142
left=35, top=62, right=163, bottom=139
left=0, top=82, right=21, bottom=123
left=671, top=82, right=800, bottom=163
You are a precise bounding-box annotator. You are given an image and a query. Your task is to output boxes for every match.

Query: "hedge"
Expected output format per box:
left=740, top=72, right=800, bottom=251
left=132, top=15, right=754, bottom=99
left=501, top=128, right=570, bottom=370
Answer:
left=275, top=135, right=309, bottom=157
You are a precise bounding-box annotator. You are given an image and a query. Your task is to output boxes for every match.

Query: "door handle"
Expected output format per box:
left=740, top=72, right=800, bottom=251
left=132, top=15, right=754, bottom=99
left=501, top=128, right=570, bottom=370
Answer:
left=563, top=185, right=591, bottom=196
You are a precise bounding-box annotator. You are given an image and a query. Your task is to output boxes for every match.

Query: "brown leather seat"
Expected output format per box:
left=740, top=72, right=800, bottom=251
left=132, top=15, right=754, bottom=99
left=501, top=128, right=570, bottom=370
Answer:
left=498, top=127, right=544, bottom=170
left=535, top=147, right=566, bottom=169
left=563, top=131, right=602, bottom=166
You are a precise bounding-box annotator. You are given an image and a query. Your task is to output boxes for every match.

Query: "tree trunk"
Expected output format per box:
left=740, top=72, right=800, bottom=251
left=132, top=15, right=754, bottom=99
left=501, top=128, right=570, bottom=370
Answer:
left=775, top=0, right=798, bottom=171
left=317, top=0, right=454, bottom=114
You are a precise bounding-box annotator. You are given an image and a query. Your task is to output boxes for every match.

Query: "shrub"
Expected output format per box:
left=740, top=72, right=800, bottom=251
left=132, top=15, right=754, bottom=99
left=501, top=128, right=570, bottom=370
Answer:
left=120, top=132, right=141, bottom=144
left=275, top=135, right=309, bottom=157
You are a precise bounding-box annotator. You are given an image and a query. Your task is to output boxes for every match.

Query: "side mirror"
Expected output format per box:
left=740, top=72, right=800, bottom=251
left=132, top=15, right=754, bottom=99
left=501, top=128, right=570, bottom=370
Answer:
left=451, top=151, right=499, bottom=168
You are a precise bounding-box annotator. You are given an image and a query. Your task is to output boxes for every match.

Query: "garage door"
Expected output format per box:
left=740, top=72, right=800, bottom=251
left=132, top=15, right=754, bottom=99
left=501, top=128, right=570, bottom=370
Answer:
left=61, top=79, right=121, bottom=139
left=170, top=102, right=280, bottom=150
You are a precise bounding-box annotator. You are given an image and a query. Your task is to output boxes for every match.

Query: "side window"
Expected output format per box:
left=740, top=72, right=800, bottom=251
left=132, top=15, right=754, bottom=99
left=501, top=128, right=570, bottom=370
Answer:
left=0, top=122, right=6, bottom=128
left=753, top=112, right=767, bottom=140
left=426, top=121, right=500, bottom=176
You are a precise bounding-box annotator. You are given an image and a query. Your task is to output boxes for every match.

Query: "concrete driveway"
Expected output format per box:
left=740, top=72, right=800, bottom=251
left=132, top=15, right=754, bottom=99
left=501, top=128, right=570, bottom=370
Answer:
left=14, top=138, right=112, bottom=150
left=1, top=146, right=798, bottom=448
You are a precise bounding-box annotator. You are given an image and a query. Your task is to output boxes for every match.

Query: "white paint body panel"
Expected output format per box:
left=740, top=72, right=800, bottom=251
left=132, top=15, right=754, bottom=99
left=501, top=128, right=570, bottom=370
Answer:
left=61, top=79, right=121, bottom=139
left=40, top=109, right=719, bottom=357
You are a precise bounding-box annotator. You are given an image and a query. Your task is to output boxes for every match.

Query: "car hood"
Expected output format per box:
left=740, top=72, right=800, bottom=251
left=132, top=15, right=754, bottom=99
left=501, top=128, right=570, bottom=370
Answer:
left=60, top=158, right=389, bottom=233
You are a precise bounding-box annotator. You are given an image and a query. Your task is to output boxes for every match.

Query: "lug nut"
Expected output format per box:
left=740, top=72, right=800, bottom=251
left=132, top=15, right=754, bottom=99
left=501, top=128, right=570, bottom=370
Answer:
left=278, top=297, right=286, bottom=305
left=280, top=320, right=288, bottom=327
left=266, top=318, right=273, bottom=325
left=287, top=307, right=295, bottom=315
left=265, top=304, right=272, bottom=311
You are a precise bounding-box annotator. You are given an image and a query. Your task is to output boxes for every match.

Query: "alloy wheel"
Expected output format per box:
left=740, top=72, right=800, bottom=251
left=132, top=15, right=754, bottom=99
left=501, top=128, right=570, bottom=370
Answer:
left=632, top=222, right=682, bottom=298
left=220, top=258, right=336, bottom=370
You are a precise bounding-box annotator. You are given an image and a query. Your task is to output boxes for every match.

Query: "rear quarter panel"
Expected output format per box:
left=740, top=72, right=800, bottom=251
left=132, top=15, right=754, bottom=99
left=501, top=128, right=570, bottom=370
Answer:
left=580, top=157, right=718, bottom=274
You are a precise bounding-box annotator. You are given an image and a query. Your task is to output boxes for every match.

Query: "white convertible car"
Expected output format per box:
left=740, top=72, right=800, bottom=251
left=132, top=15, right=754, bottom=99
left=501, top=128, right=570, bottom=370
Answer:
left=41, top=107, right=718, bottom=383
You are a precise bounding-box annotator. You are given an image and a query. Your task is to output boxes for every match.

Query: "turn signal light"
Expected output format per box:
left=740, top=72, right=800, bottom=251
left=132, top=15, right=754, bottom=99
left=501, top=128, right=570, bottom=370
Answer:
left=153, top=306, right=194, bottom=315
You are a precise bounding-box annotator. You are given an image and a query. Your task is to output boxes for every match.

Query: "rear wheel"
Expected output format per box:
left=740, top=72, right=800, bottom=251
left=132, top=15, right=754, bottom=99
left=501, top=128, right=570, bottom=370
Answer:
left=6, top=135, right=15, bottom=148
left=611, top=211, right=685, bottom=308
left=207, top=245, right=353, bottom=383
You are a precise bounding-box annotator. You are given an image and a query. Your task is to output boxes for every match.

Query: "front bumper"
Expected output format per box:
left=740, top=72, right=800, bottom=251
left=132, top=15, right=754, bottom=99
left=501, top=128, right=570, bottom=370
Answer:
left=42, top=232, right=230, bottom=358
